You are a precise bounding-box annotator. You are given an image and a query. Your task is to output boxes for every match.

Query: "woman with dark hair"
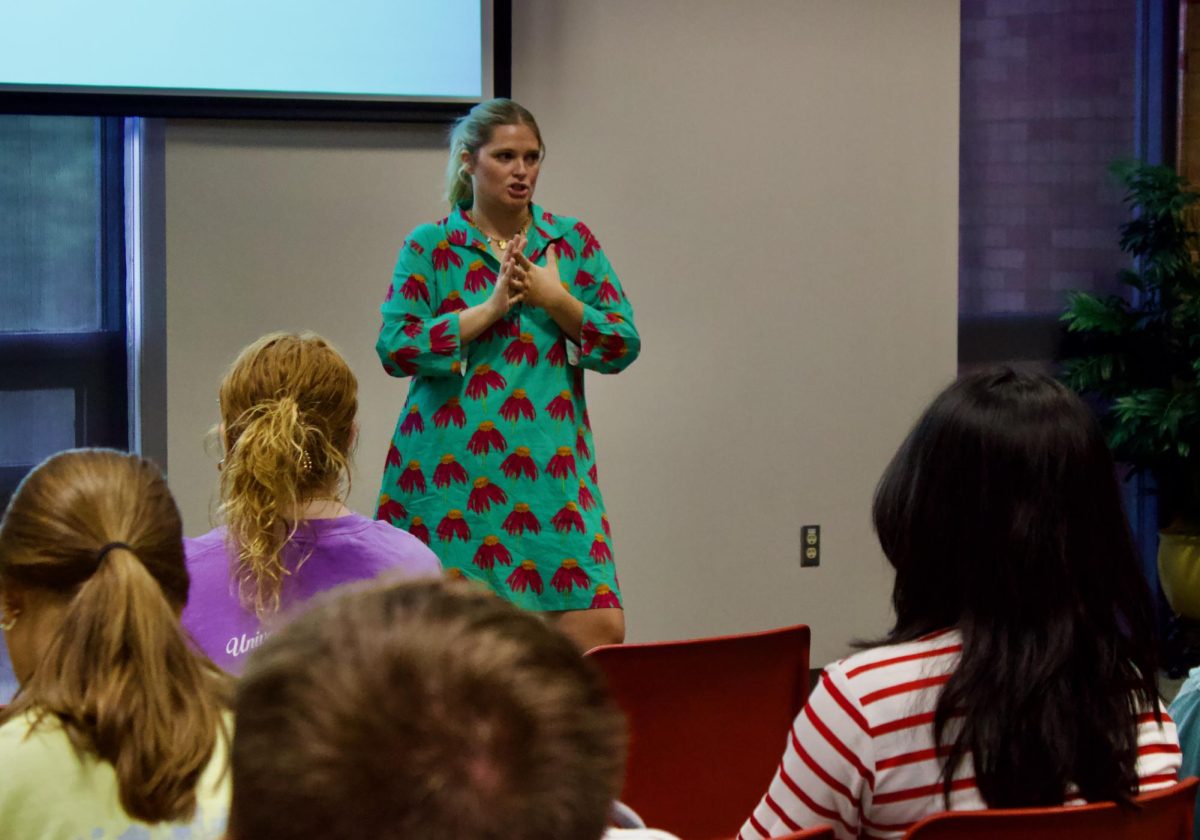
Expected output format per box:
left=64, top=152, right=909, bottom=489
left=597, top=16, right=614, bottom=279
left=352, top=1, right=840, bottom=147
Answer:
left=741, top=368, right=1182, bottom=840
left=374, top=98, right=640, bottom=651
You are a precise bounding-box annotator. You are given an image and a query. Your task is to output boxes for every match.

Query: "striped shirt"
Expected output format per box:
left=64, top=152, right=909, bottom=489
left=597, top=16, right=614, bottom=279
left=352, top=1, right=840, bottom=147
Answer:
left=739, top=629, right=1182, bottom=840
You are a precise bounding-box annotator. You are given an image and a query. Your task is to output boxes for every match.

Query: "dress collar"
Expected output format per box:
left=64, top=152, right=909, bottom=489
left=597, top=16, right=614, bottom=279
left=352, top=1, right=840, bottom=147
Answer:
left=447, top=202, right=569, bottom=260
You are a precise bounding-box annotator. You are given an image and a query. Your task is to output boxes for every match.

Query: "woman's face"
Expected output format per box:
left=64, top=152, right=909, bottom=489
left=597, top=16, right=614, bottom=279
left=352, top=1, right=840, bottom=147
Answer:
left=464, top=122, right=542, bottom=214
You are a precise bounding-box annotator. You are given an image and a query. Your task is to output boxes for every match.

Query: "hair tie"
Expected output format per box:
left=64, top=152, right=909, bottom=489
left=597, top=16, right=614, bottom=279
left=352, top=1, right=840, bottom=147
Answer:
left=96, top=542, right=133, bottom=562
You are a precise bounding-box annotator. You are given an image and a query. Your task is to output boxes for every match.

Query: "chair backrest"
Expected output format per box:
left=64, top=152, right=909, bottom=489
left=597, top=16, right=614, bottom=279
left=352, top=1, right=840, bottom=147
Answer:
left=902, top=777, right=1199, bottom=839
left=586, top=623, right=810, bottom=840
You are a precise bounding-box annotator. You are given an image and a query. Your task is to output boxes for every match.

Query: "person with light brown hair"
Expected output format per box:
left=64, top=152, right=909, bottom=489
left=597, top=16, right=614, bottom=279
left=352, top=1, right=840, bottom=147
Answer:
left=0, top=448, right=231, bottom=839
left=182, top=331, right=440, bottom=674
left=227, top=578, right=677, bottom=840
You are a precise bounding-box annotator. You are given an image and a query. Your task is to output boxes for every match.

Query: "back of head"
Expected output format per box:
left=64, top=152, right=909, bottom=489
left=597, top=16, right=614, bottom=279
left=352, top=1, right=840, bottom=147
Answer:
left=230, top=580, right=624, bottom=840
left=218, top=331, right=358, bottom=614
left=873, top=367, right=1159, bottom=806
left=0, top=448, right=228, bottom=822
left=445, top=97, right=544, bottom=207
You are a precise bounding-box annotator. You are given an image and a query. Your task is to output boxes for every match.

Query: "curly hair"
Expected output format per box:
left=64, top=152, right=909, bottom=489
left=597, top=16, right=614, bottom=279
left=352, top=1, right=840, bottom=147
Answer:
left=217, top=332, right=357, bottom=615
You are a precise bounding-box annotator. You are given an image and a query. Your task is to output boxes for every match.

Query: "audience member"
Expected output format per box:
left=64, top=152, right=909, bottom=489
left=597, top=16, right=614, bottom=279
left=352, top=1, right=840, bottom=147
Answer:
left=227, top=578, right=676, bottom=840
left=0, top=449, right=231, bottom=839
left=182, top=332, right=440, bottom=673
left=741, top=368, right=1182, bottom=840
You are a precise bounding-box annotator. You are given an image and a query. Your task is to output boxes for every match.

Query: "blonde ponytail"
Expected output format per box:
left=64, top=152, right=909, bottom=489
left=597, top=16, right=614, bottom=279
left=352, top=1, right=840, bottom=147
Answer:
left=0, top=449, right=230, bottom=824
left=216, top=333, right=357, bottom=616
left=220, top=395, right=350, bottom=614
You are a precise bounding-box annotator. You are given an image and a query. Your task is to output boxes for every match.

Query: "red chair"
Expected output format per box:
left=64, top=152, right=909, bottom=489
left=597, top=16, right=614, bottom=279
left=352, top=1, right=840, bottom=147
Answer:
left=586, top=624, right=810, bottom=840
left=902, top=777, right=1199, bottom=839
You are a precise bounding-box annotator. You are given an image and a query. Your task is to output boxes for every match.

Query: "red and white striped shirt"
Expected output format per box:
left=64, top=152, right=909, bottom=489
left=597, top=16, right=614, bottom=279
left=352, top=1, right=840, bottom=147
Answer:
left=739, top=628, right=1181, bottom=840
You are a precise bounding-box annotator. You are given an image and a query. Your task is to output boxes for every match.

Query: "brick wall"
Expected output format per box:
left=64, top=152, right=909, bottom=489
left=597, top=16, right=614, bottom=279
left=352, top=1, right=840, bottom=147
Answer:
left=960, top=0, right=1136, bottom=315
left=1181, top=2, right=1200, bottom=193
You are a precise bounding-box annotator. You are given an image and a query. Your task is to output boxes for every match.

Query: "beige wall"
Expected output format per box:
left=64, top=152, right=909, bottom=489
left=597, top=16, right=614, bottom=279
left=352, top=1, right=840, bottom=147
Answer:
left=165, top=0, right=959, bottom=665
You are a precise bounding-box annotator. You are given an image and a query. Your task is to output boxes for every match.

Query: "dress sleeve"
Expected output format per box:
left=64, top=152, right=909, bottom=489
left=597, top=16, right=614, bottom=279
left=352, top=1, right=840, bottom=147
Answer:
left=738, top=665, right=873, bottom=840
left=376, top=230, right=466, bottom=379
left=562, top=221, right=641, bottom=374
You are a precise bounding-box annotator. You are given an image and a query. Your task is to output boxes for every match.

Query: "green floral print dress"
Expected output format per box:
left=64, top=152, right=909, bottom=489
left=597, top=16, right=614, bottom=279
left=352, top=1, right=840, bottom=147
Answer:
left=375, top=203, right=640, bottom=611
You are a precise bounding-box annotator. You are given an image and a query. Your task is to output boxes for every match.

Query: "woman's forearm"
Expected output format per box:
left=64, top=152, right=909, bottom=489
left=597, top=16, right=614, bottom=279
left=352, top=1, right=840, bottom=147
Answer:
left=458, top=300, right=506, bottom=345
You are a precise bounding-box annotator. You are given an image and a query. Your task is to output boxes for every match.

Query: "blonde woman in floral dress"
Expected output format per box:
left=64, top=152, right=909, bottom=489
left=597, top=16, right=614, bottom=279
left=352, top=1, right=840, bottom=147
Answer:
left=375, top=99, right=639, bottom=651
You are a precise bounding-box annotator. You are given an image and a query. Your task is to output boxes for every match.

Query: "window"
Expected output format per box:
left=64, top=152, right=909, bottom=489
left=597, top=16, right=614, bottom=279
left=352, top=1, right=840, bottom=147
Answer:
left=0, top=115, right=128, bottom=508
left=958, top=0, right=1146, bottom=365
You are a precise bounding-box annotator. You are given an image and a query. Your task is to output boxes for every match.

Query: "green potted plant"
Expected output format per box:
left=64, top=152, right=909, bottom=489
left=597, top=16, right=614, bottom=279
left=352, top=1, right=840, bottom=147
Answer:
left=1062, top=160, right=1200, bottom=618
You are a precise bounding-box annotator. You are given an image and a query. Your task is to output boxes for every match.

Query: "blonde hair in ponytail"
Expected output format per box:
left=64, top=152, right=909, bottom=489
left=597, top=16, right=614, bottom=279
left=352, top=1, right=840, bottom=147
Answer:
left=217, top=332, right=357, bottom=616
left=0, top=448, right=230, bottom=824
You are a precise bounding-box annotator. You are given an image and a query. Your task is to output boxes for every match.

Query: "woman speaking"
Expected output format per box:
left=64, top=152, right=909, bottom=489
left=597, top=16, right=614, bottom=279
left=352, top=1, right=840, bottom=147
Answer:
left=375, top=98, right=640, bottom=651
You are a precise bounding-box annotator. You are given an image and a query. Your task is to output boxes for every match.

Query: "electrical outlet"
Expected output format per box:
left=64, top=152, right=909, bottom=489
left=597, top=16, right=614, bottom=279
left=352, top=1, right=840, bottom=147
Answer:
left=801, top=525, right=820, bottom=567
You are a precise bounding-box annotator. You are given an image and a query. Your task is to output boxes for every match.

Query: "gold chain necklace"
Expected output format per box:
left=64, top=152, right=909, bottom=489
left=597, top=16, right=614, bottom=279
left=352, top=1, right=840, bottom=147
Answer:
left=477, top=214, right=530, bottom=252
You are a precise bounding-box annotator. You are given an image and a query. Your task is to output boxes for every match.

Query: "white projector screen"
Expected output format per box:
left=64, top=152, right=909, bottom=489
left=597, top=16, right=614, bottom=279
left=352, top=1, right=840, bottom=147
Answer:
left=0, top=0, right=500, bottom=121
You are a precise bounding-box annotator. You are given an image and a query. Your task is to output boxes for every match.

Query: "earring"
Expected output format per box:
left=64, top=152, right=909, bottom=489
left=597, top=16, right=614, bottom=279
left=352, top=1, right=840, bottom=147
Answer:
left=0, top=611, right=18, bottom=632
left=217, top=458, right=225, bottom=472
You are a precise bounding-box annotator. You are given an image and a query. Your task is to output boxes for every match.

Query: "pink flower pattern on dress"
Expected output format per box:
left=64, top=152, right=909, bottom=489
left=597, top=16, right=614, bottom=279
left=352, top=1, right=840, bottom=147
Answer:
left=474, top=535, right=513, bottom=570
left=551, top=502, right=585, bottom=534
left=375, top=494, right=407, bottom=523
left=399, top=461, right=427, bottom=495
left=499, top=389, right=536, bottom=422
left=467, top=421, right=507, bottom=456
left=437, top=291, right=468, bottom=315
left=433, top=454, right=469, bottom=489
left=546, top=391, right=575, bottom=423
left=400, top=405, right=425, bottom=436
left=500, top=446, right=538, bottom=481
left=385, top=442, right=402, bottom=469
left=433, top=397, right=467, bottom=429
left=467, top=477, right=508, bottom=514
left=545, top=447, right=577, bottom=479
left=401, top=273, right=430, bottom=304
left=503, top=333, right=540, bottom=367
left=437, top=509, right=470, bottom=542
left=551, top=559, right=590, bottom=594
left=578, top=480, right=596, bottom=511
left=507, top=560, right=544, bottom=595
left=464, top=259, right=497, bottom=292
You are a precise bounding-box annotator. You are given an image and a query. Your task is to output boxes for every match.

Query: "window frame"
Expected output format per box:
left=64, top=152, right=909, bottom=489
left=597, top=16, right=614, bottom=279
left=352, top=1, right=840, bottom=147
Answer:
left=957, top=0, right=1178, bottom=368
left=0, top=116, right=128, bottom=507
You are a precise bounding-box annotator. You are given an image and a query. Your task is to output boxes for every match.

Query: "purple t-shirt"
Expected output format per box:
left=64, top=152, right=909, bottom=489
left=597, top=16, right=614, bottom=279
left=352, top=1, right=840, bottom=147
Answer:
left=182, top=513, right=441, bottom=674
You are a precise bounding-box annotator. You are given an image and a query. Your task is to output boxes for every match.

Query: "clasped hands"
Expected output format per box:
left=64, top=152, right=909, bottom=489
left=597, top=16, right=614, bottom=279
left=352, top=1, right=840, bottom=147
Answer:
left=488, top=234, right=568, bottom=317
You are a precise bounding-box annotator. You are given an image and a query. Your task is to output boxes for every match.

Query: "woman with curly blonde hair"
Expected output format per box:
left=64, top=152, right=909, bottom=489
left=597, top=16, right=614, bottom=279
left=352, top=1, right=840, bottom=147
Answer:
left=182, top=332, right=440, bottom=674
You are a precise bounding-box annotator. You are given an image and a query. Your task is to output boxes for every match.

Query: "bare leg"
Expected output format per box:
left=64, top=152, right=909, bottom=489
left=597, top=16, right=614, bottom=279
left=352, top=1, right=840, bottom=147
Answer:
left=549, top=608, right=626, bottom=652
